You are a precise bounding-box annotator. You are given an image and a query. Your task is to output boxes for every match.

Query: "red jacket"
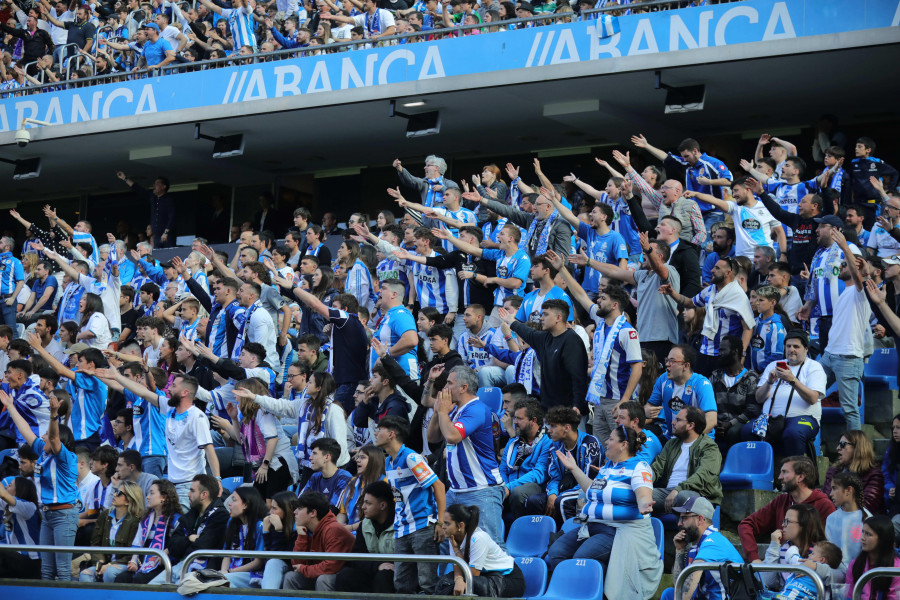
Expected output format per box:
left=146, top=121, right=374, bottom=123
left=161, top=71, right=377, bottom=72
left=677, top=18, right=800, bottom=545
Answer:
left=291, top=510, right=355, bottom=579
left=737, top=490, right=835, bottom=561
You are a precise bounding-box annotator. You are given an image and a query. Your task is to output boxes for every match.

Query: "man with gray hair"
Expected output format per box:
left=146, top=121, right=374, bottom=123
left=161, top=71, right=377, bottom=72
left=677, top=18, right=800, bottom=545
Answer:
left=0, top=235, right=25, bottom=332
left=427, top=365, right=506, bottom=548
left=392, top=155, right=449, bottom=224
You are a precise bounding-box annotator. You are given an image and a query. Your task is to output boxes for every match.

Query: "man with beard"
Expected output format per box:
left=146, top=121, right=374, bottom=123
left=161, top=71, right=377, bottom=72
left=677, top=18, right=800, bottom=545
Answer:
left=709, top=335, right=760, bottom=452
left=672, top=496, right=743, bottom=599
left=660, top=255, right=755, bottom=377
left=166, top=375, right=220, bottom=510
left=813, top=229, right=870, bottom=431
left=649, top=407, right=722, bottom=516
left=645, top=345, right=717, bottom=441
left=498, top=399, right=551, bottom=527
left=699, top=226, right=735, bottom=287
left=150, top=473, right=228, bottom=585
left=738, top=456, right=835, bottom=562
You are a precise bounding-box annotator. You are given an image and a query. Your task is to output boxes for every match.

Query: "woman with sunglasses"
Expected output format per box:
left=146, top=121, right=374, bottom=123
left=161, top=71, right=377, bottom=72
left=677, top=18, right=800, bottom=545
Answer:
left=545, top=425, right=661, bottom=598
left=823, top=430, right=885, bottom=514
left=846, top=515, right=900, bottom=600
left=78, top=481, right=146, bottom=582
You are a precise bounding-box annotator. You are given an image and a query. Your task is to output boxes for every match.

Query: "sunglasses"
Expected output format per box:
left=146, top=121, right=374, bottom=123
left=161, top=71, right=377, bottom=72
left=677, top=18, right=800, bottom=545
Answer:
left=837, top=440, right=855, bottom=449
left=113, top=489, right=125, bottom=498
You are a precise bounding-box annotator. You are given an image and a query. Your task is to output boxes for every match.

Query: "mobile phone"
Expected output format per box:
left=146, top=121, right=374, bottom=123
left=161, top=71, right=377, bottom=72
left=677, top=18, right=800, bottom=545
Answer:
left=776, top=361, right=788, bottom=371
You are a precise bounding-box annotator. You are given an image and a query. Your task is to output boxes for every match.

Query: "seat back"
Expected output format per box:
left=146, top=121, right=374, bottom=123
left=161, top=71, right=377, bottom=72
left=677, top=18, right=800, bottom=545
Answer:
left=506, top=515, right=557, bottom=557
left=516, top=557, right=548, bottom=597
left=866, top=348, right=897, bottom=377
left=544, top=558, right=603, bottom=600
left=650, top=517, right=664, bottom=559
left=561, top=517, right=580, bottom=533
left=723, top=442, right=774, bottom=479
left=477, top=387, right=503, bottom=415
left=221, top=476, right=244, bottom=494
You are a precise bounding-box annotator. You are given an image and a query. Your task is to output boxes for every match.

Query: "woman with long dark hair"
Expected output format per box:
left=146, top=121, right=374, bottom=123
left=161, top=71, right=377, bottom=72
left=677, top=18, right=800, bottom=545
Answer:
left=117, top=479, right=182, bottom=583
left=77, top=292, right=112, bottom=349
left=311, top=267, right=339, bottom=306
left=221, top=486, right=266, bottom=589
left=260, top=491, right=300, bottom=589
left=339, top=240, right=376, bottom=313
left=882, top=414, right=900, bottom=514
left=846, top=515, right=900, bottom=599
left=761, top=504, right=824, bottom=592
left=337, top=445, right=386, bottom=531
left=436, top=504, right=525, bottom=597
left=0, top=475, right=41, bottom=579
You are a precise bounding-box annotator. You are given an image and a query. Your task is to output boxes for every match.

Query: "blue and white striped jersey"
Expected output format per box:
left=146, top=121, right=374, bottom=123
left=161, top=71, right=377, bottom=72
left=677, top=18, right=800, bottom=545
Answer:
left=482, top=218, right=509, bottom=244
left=376, top=257, right=409, bottom=292
left=446, top=399, right=503, bottom=492
left=126, top=389, right=168, bottom=458
left=385, top=444, right=439, bottom=537
left=0, top=252, right=24, bottom=297
left=666, top=152, right=734, bottom=211
left=3, top=379, right=49, bottom=445
left=57, top=281, right=85, bottom=325
left=33, top=438, right=79, bottom=506
left=577, top=222, right=628, bottom=294
left=582, top=456, right=652, bottom=522
left=209, top=300, right=241, bottom=358
left=0, top=495, right=39, bottom=558
left=68, top=371, right=109, bottom=441
left=481, top=249, right=529, bottom=306
left=764, top=178, right=817, bottom=215
left=749, top=313, right=785, bottom=373
left=516, top=285, right=575, bottom=324
left=72, top=232, right=99, bottom=264
left=804, top=243, right=847, bottom=317
left=586, top=308, right=641, bottom=403
left=221, top=5, right=257, bottom=51
left=346, top=259, right=376, bottom=313
left=456, top=326, right=496, bottom=371
left=691, top=285, right=750, bottom=356
left=372, top=305, right=418, bottom=377
left=406, top=252, right=458, bottom=314
left=431, top=206, right=477, bottom=252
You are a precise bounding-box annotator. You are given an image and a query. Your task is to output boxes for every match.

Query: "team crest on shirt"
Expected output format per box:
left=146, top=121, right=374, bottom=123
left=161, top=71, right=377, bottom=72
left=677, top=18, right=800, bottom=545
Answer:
left=628, top=330, right=637, bottom=340
left=742, top=218, right=761, bottom=231
left=492, top=420, right=501, bottom=438
left=642, top=472, right=653, bottom=483
left=685, top=386, right=693, bottom=396
left=391, top=486, right=403, bottom=504
left=590, top=478, right=608, bottom=490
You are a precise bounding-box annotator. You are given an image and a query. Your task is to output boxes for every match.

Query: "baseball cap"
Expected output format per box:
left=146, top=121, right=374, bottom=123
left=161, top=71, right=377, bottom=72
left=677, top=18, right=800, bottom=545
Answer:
left=883, top=255, right=900, bottom=266
left=517, top=1, right=533, bottom=11
left=64, top=343, right=91, bottom=355
left=813, top=215, right=843, bottom=228
left=672, top=496, right=715, bottom=521
left=144, top=22, right=160, bottom=32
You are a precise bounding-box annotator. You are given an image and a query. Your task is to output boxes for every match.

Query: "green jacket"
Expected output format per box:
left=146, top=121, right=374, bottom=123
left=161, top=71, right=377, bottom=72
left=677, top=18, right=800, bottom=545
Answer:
left=650, top=434, right=723, bottom=506
left=361, top=518, right=395, bottom=555
left=89, top=508, right=142, bottom=564
left=311, top=352, right=329, bottom=373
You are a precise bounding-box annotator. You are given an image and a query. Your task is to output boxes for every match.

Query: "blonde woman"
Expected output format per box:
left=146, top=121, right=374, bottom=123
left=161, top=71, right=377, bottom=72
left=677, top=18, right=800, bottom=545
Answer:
left=79, top=481, right=145, bottom=582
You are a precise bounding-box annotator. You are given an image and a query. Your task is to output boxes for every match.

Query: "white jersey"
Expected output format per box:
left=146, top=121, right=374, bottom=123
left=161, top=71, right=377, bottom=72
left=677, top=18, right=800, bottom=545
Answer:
left=164, top=405, right=214, bottom=484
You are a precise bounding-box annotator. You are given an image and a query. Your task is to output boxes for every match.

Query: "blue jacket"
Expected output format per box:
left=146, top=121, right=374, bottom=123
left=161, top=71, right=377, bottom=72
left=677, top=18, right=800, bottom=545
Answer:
left=138, top=258, right=167, bottom=287
left=499, top=431, right=552, bottom=491
left=546, top=429, right=603, bottom=496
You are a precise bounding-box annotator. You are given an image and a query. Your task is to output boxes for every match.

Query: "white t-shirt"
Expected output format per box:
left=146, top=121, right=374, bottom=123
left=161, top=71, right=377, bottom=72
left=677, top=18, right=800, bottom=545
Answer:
left=143, top=337, right=164, bottom=368
left=160, top=24, right=181, bottom=47
left=825, top=285, right=872, bottom=357
left=866, top=225, right=900, bottom=258
left=165, top=405, right=214, bottom=483
left=668, top=439, right=694, bottom=488
left=726, top=200, right=780, bottom=259
left=83, top=312, right=112, bottom=349
left=758, top=359, right=827, bottom=421
left=77, top=471, right=100, bottom=508
left=466, top=528, right=515, bottom=572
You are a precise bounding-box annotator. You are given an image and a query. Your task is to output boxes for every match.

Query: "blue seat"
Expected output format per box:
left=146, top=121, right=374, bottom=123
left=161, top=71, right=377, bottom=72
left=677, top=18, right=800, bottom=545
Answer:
left=821, top=381, right=865, bottom=424
left=865, top=348, right=898, bottom=390
left=507, top=515, right=557, bottom=558
left=660, top=588, right=674, bottom=600
left=534, top=558, right=603, bottom=600
left=719, top=441, right=774, bottom=491
left=561, top=517, right=580, bottom=533
left=221, top=476, right=244, bottom=494
left=438, top=562, right=453, bottom=576
left=516, top=557, right=548, bottom=597
left=478, top=387, right=503, bottom=415
left=650, top=517, right=664, bottom=559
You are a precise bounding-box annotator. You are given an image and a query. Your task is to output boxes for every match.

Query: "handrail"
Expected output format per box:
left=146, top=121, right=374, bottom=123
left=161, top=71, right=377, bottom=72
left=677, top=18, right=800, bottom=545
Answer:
left=673, top=561, right=825, bottom=600
left=852, top=567, right=900, bottom=600
left=9, top=0, right=748, bottom=96
left=1, top=544, right=173, bottom=584
left=180, top=549, right=473, bottom=594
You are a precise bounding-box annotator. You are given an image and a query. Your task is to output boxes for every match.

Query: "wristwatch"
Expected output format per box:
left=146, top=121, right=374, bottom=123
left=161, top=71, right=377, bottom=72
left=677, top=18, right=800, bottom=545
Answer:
left=262, top=459, right=270, bottom=466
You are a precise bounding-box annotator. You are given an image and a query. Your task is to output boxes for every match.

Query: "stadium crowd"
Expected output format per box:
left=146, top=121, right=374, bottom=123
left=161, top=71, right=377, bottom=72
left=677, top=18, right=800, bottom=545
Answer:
left=0, top=0, right=717, bottom=92
left=0, top=124, right=898, bottom=599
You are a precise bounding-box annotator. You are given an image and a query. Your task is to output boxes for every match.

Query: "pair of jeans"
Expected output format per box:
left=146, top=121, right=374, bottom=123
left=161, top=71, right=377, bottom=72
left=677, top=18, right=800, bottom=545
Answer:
left=818, top=351, right=864, bottom=430
left=503, top=482, right=544, bottom=530
left=394, top=525, right=440, bottom=594
left=261, top=558, right=290, bottom=589
left=142, top=456, right=166, bottom=479
left=224, top=571, right=259, bottom=588
left=478, top=366, right=507, bottom=389
left=39, top=506, right=78, bottom=580
left=79, top=563, right=128, bottom=582
left=651, top=487, right=699, bottom=515
left=447, top=485, right=506, bottom=550
left=0, top=300, right=17, bottom=333
left=282, top=569, right=336, bottom=591
left=545, top=522, right=616, bottom=572
left=591, top=397, right=618, bottom=444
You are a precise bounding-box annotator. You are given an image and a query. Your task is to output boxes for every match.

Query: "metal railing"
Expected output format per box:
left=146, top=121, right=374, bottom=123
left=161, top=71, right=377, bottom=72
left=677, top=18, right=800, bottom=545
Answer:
left=180, top=549, right=473, bottom=594
left=1, top=544, right=173, bottom=584
left=5, top=0, right=746, bottom=97
left=852, top=567, right=900, bottom=600
left=673, top=562, right=825, bottom=600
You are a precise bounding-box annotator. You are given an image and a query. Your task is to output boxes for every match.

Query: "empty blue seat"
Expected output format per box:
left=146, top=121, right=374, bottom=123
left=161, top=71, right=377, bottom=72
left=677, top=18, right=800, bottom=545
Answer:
left=478, top=387, right=503, bottom=415
left=516, top=557, right=548, bottom=597
left=821, top=381, right=865, bottom=424
left=660, top=505, right=720, bottom=529
left=561, top=517, right=580, bottom=533
left=534, top=558, right=603, bottom=600
left=221, top=476, right=244, bottom=494
left=719, top=441, right=774, bottom=491
left=660, top=588, right=675, bottom=600
left=650, top=517, right=664, bottom=559
left=865, top=348, right=898, bottom=390
left=507, top=515, right=557, bottom=558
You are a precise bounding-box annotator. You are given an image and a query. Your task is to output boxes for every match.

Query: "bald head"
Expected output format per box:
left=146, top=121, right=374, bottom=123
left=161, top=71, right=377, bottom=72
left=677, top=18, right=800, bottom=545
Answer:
left=660, top=179, right=683, bottom=206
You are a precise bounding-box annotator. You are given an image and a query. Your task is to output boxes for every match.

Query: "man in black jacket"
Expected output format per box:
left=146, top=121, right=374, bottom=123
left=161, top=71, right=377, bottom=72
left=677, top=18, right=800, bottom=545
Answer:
left=117, top=171, right=176, bottom=247
left=149, top=474, right=228, bottom=585
left=0, top=15, right=53, bottom=64
left=354, top=363, right=410, bottom=427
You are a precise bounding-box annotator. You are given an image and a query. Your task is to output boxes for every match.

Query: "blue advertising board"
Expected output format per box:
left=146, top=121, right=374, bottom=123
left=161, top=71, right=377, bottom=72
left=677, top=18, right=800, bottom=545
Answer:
left=0, top=0, right=895, bottom=132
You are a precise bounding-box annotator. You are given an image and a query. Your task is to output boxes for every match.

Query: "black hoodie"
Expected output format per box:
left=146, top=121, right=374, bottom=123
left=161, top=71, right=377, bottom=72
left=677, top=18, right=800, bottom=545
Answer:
left=167, top=496, right=229, bottom=564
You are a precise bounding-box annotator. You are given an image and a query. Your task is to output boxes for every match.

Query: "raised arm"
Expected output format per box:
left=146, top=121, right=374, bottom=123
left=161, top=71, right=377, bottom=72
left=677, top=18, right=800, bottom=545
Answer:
left=431, top=227, right=483, bottom=257
left=0, top=390, right=38, bottom=447
left=26, top=331, right=75, bottom=380
left=546, top=189, right=581, bottom=229
left=197, top=0, right=223, bottom=15
left=198, top=244, right=238, bottom=280
left=682, top=190, right=728, bottom=213
left=740, top=158, right=769, bottom=185
left=631, top=133, right=668, bottom=162
left=8, top=209, right=32, bottom=231
left=639, top=231, right=670, bottom=281
left=532, top=158, right=555, bottom=198
left=568, top=248, right=636, bottom=286
left=545, top=250, right=593, bottom=313
left=834, top=230, right=864, bottom=290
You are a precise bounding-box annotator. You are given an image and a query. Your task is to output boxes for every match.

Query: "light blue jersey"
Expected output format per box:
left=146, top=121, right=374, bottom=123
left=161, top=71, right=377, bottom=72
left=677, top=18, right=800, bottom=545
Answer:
left=33, top=438, right=79, bottom=506
left=446, top=399, right=503, bottom=492
left=126, top=389, right=168, bottom=458
left=577, top=222, right=628, bottom=293
left=689, top=527, right=744, bottom=600
left=69, top=372, right=109, bottom=441
left=481, top=249, right=530, bottom=306
left=647, top=372, right=716, bottom=439
left=372, top=305, right=418, bottom=377
left=516, top=285, right=575, bottom=324
left=749, top=313, right=786, bottom=373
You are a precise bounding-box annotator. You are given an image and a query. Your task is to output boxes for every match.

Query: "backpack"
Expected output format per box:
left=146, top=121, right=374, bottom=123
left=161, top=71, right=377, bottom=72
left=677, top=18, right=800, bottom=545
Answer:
left=718, top=563, right=766, bottom=600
